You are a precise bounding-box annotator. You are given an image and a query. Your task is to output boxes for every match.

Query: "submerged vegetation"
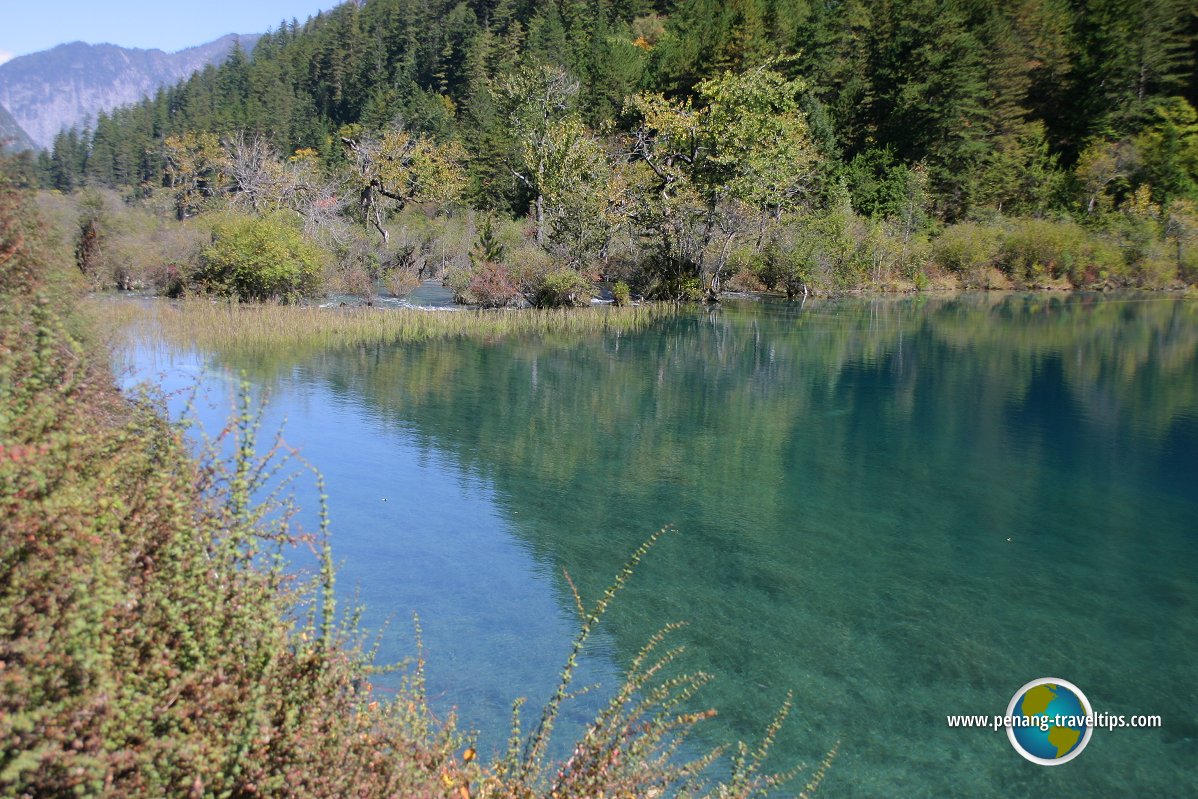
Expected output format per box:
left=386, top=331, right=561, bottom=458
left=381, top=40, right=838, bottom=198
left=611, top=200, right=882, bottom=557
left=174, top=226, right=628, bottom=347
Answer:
left=102, top=296, right=674, bottom=360
left=2, top=160, right=834, bottom=795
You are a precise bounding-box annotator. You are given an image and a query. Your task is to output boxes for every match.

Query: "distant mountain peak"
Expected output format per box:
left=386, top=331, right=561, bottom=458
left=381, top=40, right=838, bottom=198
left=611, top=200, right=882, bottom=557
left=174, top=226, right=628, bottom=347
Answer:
left=0, top=34, right=260, bottom=149
left=0, top=102, right=36, bottom=153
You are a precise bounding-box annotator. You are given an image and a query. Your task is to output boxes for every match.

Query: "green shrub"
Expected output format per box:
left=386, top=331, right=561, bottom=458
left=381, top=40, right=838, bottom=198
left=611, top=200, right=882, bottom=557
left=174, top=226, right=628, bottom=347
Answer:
left=718, top=247, right=767, bottom=293
left=611, top=280, right=632, bottom=306
left=471, top=214, right=508, bottom=266
left=1135, top=241, right=1180, bottom=288
left=998, top=219, right=1086, bottom=284
left=195, top=212, right=326, bottom=302
left=1164, top=200, right=1198, bottom=285
left=1180, top=245, right=1198, bottom=284
left=768, top=210, right=876, bottom=291
left=726, top=245, right=765, bottom=279
left=931, top=222, right=1001, bottom=281
left=38, top=190, right=207, bottom=294
left=753, top=246, right=788, bottom=292
left=1081, top=235, right=1130, bottom=286
left=652, top=273, right=705, bottom=301
left=998, top=218, right=1137, bottom=287
left=528, top=267, right=594, bottom=308
left=443, top=262, right=472, bottom=303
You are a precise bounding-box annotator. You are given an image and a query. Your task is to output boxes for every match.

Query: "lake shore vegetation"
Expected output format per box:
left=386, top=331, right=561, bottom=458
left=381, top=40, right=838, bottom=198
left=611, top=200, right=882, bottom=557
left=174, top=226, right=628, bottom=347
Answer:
left=2, top=166, right=834, bottom=797
left=4, top=0, right=1195, bottom=305
left=97, top=295, right=675, bottom=360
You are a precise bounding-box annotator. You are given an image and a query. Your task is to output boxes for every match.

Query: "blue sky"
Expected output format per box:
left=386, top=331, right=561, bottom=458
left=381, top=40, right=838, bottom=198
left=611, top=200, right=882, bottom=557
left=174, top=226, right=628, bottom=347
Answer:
left=0, top=1, right=342, bottom=64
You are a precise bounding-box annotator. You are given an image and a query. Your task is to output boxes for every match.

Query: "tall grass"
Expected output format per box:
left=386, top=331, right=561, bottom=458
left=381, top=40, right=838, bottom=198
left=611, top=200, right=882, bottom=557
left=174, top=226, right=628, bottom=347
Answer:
left=94, top=297, right=675, bottom=358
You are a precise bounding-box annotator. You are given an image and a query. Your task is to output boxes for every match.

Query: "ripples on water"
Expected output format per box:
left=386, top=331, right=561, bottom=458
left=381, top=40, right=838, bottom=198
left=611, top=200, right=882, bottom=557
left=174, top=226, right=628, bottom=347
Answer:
left=119, top=293, right=1198, bottom=797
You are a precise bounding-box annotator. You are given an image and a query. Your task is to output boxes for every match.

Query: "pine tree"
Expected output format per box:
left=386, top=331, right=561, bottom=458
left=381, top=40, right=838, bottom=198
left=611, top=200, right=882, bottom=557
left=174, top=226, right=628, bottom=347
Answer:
left=1074, top=0, right=1196, bottom=136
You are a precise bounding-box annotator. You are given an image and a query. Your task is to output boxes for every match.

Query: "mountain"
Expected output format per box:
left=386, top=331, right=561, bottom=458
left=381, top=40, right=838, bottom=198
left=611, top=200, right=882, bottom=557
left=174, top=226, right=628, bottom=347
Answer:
left=0, top=34, right=261, bottom=149
left=0, top=103, right=35, bottom=153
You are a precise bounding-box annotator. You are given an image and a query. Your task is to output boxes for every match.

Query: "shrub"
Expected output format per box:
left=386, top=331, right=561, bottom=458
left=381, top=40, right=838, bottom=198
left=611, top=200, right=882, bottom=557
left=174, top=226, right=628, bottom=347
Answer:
left=445, top=215, right=537, bottom=307
left=998, top=218, right=1137, bottom=287
left=339, top=263, right=377, bottom=299
left=652, top=273, right=705, bottom=301
left=46, top=190, right=207, bottom=293
left=998, top=219, right=1086, bottom=285
left=1135, top=241, right=1180, bottom=288
left=767, top=210, right=876, bottom=292
left=471, top=214, right=508, bottom=266
left=611, top=280, right=632, bottom=306
left=725, top=267, right=767, bottom=292
left=1080, top=235, right=1130, bottom=286
left=383, top=266, right=421, bottom=297
left=74, top=190, right=104, bottom=279
left=719, top=247, right=766, bottom=292
left=194, top=212, right=326, bottom=302
left=465, top=260, right=522, bottom=307
left=443, top=262, right=472, bottom=302
left=323, top=225, right=385, bottom=298
left=931, top=222, right=1001, bottom=284
left=528, top=267, right=594, bottom=308
left=1180, top=242, right=1198, bottom=285
left=1164, top=200, right=1198, bottom=284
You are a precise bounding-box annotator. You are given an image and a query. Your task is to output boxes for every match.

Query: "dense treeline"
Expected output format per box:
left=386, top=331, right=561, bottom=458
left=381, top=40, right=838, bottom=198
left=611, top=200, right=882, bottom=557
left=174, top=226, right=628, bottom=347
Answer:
left=14, top=0, right=1198, bottom=299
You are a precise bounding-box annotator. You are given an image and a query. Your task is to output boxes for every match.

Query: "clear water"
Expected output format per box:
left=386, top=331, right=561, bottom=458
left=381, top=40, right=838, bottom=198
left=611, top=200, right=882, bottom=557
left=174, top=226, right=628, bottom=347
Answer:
left=118, top=294, right=1198, bottom=797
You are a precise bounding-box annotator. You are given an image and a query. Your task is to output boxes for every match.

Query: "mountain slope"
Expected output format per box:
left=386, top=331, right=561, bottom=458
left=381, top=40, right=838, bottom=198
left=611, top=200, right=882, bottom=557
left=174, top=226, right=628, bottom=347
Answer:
left=0, top=34, right=260, bottom=149
left=0, top=103, right=35, bottom=152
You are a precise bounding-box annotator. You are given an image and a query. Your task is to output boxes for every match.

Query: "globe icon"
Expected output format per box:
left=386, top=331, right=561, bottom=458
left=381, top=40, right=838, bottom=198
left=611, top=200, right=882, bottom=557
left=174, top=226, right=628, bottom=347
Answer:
left=1007, top=679, right=1092, bottom=764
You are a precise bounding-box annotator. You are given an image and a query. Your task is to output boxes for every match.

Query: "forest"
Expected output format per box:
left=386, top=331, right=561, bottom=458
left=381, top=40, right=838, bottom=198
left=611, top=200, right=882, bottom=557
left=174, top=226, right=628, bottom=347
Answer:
left=6, top=0, right=1198, bottom=301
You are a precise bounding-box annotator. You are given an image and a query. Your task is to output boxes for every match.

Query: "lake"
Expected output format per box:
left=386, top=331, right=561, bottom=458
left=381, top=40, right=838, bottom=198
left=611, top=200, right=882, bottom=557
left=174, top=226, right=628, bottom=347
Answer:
left=118, top=293, right=1198, bottom=797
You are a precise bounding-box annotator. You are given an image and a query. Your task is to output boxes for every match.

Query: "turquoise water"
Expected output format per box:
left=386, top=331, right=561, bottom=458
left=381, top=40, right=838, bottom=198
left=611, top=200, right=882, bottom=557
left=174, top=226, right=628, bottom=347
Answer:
left=120, top=294, right=1198, bottom=796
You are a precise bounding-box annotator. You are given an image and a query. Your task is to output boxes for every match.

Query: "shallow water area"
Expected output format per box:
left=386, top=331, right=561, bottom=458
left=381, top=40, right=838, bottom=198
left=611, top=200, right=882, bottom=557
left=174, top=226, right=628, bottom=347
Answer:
left=116, top=293, right=1198, bottom=797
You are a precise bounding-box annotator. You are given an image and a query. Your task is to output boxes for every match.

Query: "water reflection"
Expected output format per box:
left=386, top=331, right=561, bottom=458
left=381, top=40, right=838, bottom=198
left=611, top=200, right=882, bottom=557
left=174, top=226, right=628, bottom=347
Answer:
left=123, top=294, right=1198, bottom=797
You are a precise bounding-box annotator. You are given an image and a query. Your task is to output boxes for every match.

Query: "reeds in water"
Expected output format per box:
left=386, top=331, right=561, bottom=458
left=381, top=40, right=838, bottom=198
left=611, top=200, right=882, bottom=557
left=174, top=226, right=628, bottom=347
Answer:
left=93, top=297, right=675, bottom=356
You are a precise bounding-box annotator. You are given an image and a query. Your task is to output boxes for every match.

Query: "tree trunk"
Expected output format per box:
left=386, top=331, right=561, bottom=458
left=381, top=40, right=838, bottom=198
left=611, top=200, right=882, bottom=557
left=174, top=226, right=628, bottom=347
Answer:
left=362, top=184, right=389, bottom=245
left=706, top=272, right=721, bottom=303
left=535, top=194, right=545, bottom=246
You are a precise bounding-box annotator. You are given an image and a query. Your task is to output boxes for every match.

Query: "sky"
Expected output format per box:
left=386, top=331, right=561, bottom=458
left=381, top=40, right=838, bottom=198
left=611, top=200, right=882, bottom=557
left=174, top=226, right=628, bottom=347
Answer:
left=0, top=0, right=342, bottom=64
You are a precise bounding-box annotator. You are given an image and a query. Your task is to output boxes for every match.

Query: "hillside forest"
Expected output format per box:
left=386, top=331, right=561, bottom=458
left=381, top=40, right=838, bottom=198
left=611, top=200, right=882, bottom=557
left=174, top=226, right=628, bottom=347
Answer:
left=7, top=0, right=1198, bottom=302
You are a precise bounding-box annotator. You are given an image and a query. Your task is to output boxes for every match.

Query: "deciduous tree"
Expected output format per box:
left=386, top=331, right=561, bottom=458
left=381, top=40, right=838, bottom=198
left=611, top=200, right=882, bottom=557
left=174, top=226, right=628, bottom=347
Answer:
left=626, top=65, right=819, bottom=297
left=340, top=124, right=466, bottom=243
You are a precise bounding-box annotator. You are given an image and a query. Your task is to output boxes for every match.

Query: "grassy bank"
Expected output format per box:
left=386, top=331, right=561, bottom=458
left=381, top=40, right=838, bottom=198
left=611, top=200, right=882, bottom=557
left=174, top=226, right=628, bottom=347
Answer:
left=2, top=175, right=827, bottom=795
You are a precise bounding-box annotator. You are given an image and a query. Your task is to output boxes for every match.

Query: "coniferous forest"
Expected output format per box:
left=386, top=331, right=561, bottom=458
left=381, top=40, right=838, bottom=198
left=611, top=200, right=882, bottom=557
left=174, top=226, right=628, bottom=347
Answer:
left=9, top=0, right=1198, bottom=301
